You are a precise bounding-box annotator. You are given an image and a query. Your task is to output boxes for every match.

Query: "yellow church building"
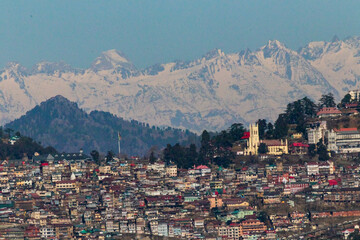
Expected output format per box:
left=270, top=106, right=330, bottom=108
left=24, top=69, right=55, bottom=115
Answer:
left=245, top=123, right=288, bottom=155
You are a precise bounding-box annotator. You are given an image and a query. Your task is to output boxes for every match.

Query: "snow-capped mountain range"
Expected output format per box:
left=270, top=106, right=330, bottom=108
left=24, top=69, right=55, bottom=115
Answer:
left=1, top=37, right=359, bottom=132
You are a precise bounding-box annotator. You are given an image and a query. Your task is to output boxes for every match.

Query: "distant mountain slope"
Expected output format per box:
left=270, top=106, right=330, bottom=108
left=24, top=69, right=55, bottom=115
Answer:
left=5, top=96, right=198, bottom=156
left=1, top=37, right=359, bottom=132
left=299, top=36, right=360, bottom=93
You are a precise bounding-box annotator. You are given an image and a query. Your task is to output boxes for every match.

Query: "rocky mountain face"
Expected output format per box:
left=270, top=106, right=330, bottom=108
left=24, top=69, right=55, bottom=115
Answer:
left=0, top=37, right=358, bottom=132
left=5, top=96, right=198, bottom=155
left=299, top=36, right=360, bottom=94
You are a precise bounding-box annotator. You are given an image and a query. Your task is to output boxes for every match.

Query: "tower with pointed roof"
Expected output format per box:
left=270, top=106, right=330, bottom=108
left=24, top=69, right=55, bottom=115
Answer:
left=245, top=123, right=259, bottom=155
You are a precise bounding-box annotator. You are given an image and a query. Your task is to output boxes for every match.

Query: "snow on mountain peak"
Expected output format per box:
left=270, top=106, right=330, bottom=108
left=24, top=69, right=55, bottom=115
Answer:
left=299, top=41, right=326, bottom=60
left=6, top=62, right=24, bottom=69
left=258, top=40, right=296, bottom=62
left=91, top=49, right=136, bottom=71
left=203, top=48, right=225, bottom=60
left=32, top=61, right=75, bottom=74
left=2, top=37, right=360, bottom=132
left=4, top=62, right=28, bottom=75
left=266, top=40, right=286, bottom=49
left=102, top=49, right=130, bottom=63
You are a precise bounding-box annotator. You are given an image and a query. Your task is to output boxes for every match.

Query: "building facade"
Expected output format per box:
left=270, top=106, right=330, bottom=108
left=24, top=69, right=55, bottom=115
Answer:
left=245, top=124, right=259, bottom=155
left=349, top=90, right=360, bottom=101
left=326, top=128, right=360, bottom=153
left=307, top=121, right=327, bottom=145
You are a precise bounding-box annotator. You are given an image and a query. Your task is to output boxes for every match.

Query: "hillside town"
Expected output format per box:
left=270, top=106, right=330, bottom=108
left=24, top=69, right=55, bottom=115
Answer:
left=1, top=148, right=360, bottom=239
left=3, top=1, right=360, bottom=239
left=3, top=91, right=360, bottom=239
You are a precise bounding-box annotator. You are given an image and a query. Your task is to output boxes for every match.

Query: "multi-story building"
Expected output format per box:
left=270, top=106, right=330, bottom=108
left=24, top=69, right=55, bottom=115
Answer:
left=53, top=224, right=73, bottom=239
left=55, top=180, right=76, bottom=189
left=240, top=219, right=266, bottom=234
left=218, top=223, right=241, bottom=239
left=326, top=128, right=360, bottom=153
left=208, top=196, right=223, bottom=209
left=307, top=121, right=327, bottom=145
left=306, top=162, right=319, bottom=176
left=158, top=222, right=168, bottom=236
left=166, top=165, right=177, bottom=177
left=260, top=139, right=288, bottom=155
left=348, top=90, right=360, bottom=101
left=40, top=226, right=55, bottom=238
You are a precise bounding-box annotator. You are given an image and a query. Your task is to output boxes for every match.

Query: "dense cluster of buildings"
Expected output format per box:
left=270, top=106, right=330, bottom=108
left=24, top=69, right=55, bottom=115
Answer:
left=241, top=103, right=360, bottom=156
left=0, top=149, right=360, bottom=239
left=307, top=121, right=360, bottom=154
left=3, top=91, right=360, bottom=239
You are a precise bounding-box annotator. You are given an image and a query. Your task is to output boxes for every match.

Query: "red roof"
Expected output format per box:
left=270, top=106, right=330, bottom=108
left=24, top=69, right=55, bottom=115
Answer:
left=241, top=132, right=250, bottom=139
left=343, top=109, right=358, bottom=113
left=196, top=165, right=209, bottom=170
left=291, top=142, right=309, bottom=147
left=329, top=179, right=338, bottom=186
left=307, top=162, right=318, bottom=165
left=41, top=162, right=48, bottom=166
left=317, top=107, right=341, bottom=116
left=334, top=128, right=358, bottom=132
left=229, top=223, right=240, bottom=227
left=345, top=103, right=358, bottom=108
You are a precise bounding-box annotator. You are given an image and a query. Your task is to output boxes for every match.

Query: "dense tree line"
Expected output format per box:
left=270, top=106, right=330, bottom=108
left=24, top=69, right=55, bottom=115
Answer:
left=271, top=93, right=337, bottom=138
left=162, top=93, right=339, bottom=168
left=163, top=143, right=198, bottom=169
left=0, top=129, right=57, bottom=159
left=163, top=123, right=245, bottom=168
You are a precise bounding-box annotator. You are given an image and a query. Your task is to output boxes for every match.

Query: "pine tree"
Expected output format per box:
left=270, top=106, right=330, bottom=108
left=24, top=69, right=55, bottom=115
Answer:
left=149, top=151, right=156, bottom=164
left=257, top=119, right=267, bottom=139
left=90, top=150, right=100, bottom=164
left=274, top=114, right=288, bottom=138
left=319, top=93, right=336, bottom=108
left=258, top=143, right=268, bottom=154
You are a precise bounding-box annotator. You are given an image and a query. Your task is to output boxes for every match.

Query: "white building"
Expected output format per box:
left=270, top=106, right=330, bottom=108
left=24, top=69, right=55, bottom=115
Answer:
left=306, top=162, right=319, bottom=176
left=40, top=226, right=55, bottom=238
left=158, top=222, right=168, bottom=236
left=326, top=128, right=360, bottom=153
left=307, top=121, right=327, bottom=145
left=349, top=90, right=360, bottom=101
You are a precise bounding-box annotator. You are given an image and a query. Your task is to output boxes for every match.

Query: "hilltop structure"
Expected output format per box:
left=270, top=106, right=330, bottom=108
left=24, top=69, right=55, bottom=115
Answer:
left=245, top=124, right=259, bottom=155
left=245, top=124, right=288, bottom=155
left=349, top=90, right=360, bottom=101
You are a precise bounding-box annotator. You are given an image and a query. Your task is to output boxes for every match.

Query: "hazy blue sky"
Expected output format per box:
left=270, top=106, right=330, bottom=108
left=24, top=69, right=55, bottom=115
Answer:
left=1, top=0, right=360, bottom=69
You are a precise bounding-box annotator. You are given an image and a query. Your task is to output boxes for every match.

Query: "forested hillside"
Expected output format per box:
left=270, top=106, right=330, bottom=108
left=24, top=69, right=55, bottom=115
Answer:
left=5, top=96, right=198, bottom=156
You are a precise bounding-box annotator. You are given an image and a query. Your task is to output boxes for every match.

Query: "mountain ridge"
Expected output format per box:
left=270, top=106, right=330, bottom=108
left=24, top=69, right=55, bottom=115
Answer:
left=5, top=95, right=198, bottom=156
left=1, top=37, right=360, bottom=132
